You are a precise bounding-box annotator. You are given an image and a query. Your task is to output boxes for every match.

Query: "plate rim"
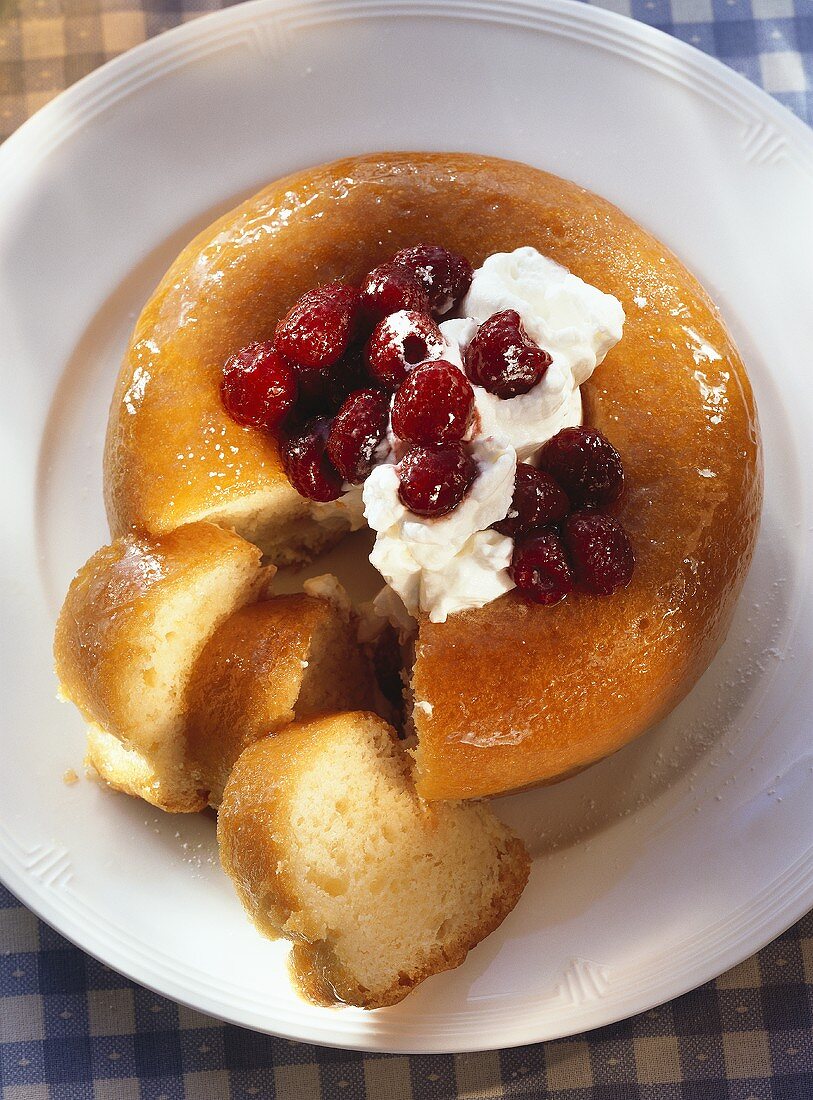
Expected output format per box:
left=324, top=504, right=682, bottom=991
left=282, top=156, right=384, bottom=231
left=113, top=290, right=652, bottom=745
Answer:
left=1, top=0, right=812, bottom=176
left=1, top=0, right=812, bottom=1053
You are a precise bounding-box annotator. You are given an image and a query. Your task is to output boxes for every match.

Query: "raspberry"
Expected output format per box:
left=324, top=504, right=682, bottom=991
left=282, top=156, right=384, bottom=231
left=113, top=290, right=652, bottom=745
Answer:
left=563, top=510, right=635, bottom=595
left=509, top=529, right=574, bottom=605
left=360, top=263, right=430, bottom=322
left=326, top=389, right=390, bottom=484
left=275, top=283, right=362, bottom=370
left=281, top=417, right=344, bottom=502
left=392, top=244, right=473, bottom=316
left=365, top=311, right=446, bottom=389
left=397, top=443, right=476, bottom=518
left=537, top=426, right=624, bottom=508
left=391, top=361, right=474, bottom=445
left=220, top=342, right=297, bottom=428
left=492, top=463, right=570, bottom=537
left=465, top=310, right=551, bottom=398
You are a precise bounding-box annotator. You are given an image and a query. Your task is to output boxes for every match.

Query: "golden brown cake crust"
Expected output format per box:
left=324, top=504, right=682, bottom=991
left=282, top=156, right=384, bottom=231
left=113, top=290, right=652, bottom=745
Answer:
left=185, top=595, right=374, bottom=806
left=398, top=162, right=763, bottom=799
left=54, top=522, right=262, bottom=741
left=53, top=522, right=267, bottom=811
left=106, top=153, right=762, bottom=800
left=185, top=596, right=328, bottom=804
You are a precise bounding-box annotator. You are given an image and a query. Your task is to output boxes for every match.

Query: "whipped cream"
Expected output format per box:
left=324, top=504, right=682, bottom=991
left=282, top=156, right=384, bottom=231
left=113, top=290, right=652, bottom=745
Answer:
left=360, top=247, right=624, bottom=623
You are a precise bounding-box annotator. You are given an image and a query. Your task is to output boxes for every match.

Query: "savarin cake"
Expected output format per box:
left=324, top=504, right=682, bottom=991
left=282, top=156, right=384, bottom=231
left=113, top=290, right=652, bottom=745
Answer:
left=56, top=153, right=761, bottom=1006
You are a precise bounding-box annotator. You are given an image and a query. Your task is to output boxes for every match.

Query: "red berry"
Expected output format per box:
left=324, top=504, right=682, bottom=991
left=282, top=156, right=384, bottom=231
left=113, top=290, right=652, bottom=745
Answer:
left=281, top=417, right=344, bottom=502
left=360, top=263, right=430, bottom=322
left=397, top=444, right=476, bottom=518
left=326, top=389, right=390, bottom=484
left=365, top=311, right=446, bottom=389
left=391, top=361, right=474, bottom=445
left=509, top=529, right=574, bottom=606
left=563, top=510, right=635, bottom=595
left=392, top=244, right=473, bottom=317
left=220, top=342, right=297, bottom=428
left=465, top=310, right=552, bottom=398
left=275, top=283, right=362, bottom=371
left=537, top=426, right=624, bottom=508
left=492, top=463, right=570, bottom=537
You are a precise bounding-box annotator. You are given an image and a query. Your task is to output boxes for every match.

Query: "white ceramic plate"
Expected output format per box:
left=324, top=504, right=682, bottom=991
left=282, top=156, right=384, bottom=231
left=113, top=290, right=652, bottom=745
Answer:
left=1, top=0, right=812, bottom=1055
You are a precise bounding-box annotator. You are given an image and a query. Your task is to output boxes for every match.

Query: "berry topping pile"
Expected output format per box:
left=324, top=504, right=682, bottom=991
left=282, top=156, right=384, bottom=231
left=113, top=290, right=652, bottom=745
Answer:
left=219, top=245, right=476, bottom=515
left=219, top=244, right=634, bottom=610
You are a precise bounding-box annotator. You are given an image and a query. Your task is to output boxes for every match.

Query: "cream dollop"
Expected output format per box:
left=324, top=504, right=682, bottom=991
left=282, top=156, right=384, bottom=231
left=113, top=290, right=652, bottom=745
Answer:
left=361, top=247, right=624, bottom=624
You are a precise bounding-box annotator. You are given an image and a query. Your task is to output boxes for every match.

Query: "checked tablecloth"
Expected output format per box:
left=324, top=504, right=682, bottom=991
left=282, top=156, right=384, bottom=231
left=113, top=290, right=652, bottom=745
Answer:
left=1, top=0, right=812, bottom=1095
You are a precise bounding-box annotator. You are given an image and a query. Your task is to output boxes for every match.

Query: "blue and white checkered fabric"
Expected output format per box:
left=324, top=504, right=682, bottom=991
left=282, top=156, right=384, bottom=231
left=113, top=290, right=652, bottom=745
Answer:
left=592, top=0, right=813, bottom=123
left=0, top=0, right=811, bottom=139
left=1, top=0, right=812, bottom=1094
left=134, top=0, right=813, bottom=125
left=2, top=882, right=812, bottom=1097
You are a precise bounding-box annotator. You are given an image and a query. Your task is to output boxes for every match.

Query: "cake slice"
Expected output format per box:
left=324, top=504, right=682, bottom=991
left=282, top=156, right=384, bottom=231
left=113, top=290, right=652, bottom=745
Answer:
left=54, top=522, right=271, bottom=811
left=217, top=712, right=529, bottom=1008
left=185, top=587, right=375, bottom=808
